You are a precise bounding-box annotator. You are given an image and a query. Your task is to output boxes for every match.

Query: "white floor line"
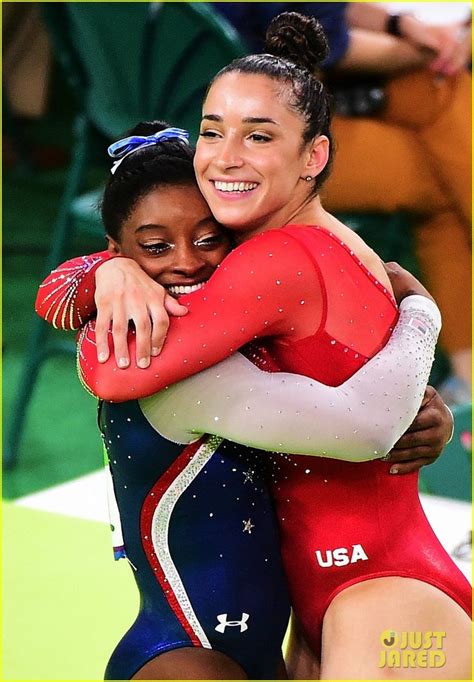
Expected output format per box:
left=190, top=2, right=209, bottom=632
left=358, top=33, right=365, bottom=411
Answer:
left=15, top=469, right=109, bottom=523
left=15, top=471, right=472, bottom=580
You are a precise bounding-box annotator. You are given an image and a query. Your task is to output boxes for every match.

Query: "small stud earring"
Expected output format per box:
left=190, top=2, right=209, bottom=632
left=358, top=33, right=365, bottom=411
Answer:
left=305, top=176, right=313, bottom=182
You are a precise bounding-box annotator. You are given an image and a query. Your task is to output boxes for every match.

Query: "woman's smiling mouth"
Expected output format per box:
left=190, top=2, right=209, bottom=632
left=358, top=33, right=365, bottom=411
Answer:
left=167, top=282, right=207, bottom=296
left=213, top=180, right=258, bottom=193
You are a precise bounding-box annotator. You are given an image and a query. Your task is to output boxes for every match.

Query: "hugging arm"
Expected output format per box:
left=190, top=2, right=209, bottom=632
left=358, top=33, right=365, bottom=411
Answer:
left=141, top=296, right=440, bottom=460
left=78, top=230, right=326, bottom=401
left=37, top=246, right=450, bottom=471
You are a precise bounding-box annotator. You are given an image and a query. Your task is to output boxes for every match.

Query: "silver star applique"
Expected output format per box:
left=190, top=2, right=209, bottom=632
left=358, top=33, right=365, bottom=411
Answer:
left=242, top=469, right=254, bottom=484
left=242, top=518, right=255, bottom=534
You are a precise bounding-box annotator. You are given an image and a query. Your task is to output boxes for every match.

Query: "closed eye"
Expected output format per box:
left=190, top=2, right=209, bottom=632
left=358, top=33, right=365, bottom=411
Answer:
left=141, top=242, right=172, bottom=255
left=199, top=130, right=221, bottom=139
left=248, top=133, right=271, bottom=143
left=195, top=235, right=225, bottom=249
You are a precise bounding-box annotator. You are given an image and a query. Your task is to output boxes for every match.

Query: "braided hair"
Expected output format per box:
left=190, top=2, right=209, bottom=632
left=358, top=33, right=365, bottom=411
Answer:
left=101, top=121, right=196, bottom=241
left=209, top=12, right=333, bottom=192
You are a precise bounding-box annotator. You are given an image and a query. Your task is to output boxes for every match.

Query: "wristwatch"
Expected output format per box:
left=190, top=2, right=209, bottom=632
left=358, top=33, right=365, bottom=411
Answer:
left=386, top=14, right=403, bottom=38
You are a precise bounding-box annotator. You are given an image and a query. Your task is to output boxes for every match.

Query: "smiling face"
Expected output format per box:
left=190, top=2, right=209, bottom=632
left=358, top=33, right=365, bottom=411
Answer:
left=194, top=72, right=329, bottom=239
left=108, top=183, right=231, bottom=296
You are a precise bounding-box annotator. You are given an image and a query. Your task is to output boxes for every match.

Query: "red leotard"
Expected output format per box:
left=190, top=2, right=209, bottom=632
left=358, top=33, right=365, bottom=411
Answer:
left=45, top=225, right=472, bottom=654
left=77, top=226, right=399, bottom=400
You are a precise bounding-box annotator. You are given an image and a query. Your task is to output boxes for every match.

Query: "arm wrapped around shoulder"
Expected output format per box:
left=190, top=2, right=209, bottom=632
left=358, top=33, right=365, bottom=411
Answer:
left=140, top=295, right=441, bottom=461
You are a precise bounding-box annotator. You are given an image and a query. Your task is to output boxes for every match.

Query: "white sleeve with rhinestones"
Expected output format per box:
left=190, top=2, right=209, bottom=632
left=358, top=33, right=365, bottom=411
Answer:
left=140, top=295, right=441, bottom=461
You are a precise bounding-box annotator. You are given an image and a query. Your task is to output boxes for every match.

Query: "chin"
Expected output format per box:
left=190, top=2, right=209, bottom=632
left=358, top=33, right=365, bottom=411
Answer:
left=210, top=209, right=253, bottom=233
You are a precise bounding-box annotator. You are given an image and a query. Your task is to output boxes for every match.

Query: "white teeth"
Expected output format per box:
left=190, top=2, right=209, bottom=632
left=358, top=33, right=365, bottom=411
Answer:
left=168, top=282, right=205, bottom=295
left=214, top=181, right=258, bottom=192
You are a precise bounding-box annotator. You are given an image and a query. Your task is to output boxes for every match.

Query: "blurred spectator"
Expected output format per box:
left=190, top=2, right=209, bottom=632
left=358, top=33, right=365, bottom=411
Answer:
left=214, top=2, right=472, bottom=404
left=3, top=3, right=52, bottom=118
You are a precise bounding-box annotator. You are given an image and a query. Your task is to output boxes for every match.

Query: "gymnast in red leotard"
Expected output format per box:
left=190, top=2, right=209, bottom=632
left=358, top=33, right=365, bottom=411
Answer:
left=50, top=12, right=472, bottom=680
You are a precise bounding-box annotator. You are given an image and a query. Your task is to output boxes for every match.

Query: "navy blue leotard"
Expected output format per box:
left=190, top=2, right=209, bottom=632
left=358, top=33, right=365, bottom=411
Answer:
left=100, top=399, right=290, bottom=680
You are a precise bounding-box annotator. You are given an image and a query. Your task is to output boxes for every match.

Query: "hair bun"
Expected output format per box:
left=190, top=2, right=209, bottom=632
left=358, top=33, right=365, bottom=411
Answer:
left=125, top=120, right=170, bottom=138
left=265, top=11, right=329, bottom=72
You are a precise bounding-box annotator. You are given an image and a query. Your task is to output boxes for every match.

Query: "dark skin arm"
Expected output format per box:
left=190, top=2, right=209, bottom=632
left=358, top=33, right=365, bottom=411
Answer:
left=384, top=261, right=453, bottom=475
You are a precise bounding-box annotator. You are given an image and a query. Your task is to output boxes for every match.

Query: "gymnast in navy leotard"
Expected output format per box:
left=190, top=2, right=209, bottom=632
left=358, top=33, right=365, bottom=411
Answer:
left=37, top=121, right=445, bottom=680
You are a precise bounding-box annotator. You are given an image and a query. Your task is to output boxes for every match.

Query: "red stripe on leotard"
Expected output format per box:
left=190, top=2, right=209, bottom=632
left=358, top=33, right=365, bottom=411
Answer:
left=140, top=438, right=207, bottom=647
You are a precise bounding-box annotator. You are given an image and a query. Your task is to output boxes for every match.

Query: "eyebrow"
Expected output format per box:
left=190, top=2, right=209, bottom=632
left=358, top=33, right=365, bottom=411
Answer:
left=135, top=224, right=167, bottom=234
left=135, top=217, right=218, bottom=234
left=202, top=114, right=279, bottom=125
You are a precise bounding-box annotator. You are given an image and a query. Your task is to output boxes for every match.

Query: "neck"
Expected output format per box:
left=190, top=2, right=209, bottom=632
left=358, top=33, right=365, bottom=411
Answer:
left=233, top=194, right=333, bottom=244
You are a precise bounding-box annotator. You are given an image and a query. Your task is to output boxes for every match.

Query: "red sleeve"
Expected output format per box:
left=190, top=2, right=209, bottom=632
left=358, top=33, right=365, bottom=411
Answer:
left=35, top=251, right=113, bottom=330
left=79, top=229, right=325, bottom=401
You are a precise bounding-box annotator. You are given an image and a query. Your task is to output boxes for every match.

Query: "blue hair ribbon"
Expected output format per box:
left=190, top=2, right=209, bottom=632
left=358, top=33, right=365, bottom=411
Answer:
left=108, top=127, right=190, bottom=174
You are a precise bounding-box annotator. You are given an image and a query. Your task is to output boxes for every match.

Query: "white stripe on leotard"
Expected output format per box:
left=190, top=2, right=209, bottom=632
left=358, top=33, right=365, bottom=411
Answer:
left=150, top=434, right=224, bottom=648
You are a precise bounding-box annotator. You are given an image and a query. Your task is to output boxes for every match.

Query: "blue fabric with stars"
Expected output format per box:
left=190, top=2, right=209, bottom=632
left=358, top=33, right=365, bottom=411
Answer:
left=100, top=399, right=290, bottom=680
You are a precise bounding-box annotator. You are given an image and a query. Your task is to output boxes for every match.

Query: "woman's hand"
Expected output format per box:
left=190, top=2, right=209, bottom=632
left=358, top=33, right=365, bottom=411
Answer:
left=94, top=258, right=188, bottom=368
left=384, top=261, right=435, bottom=304
left=429, top=23, right=472, bottom=77
left=384, top=386, right=454, bottom=474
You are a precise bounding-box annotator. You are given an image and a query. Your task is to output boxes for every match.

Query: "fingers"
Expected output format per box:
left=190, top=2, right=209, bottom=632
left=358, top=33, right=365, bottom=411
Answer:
left=390, top=386, right=452, bottom=473
left=388, top=441, right=440, bottom=461
left=131, top=294, right=184, bottom=362
left=133, top=314, right=153, bottom=368
left=111, top=309, right=131, bottom=368
left=420, top=384, right=436, bottom=408
left=149, top=304, right=171, bottom=357
left=404, top=391, right=444, bottom=435
left=143, top=293, right=186, bottom=358
left=391, top=425, right=443, bottom=459
left=101, top=306, right=167, bottom=368
left=95, top=306, right=112, bottom=364
left=386, top=438, right=438, bottom=475
left=388, top=457, right=433, bottom=475
left=164, top=294, right=189, bottom=317
left=429, top=29, right=471, bottom=76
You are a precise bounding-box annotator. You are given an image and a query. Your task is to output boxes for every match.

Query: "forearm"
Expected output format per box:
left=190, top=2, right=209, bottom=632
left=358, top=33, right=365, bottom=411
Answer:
left=345, top=2, right=390, bottom=32
left=140, top=296, right=441, bottom=460
left=78, top=230, right=323, bottom=401
left=338, top=28, right=431, bottom=74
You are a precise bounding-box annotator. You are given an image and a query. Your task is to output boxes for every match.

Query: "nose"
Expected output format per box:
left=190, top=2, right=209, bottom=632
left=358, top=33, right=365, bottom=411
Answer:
left=214, top=133, right=244, bottom=171
left=170, top=245, right=207, bottom=278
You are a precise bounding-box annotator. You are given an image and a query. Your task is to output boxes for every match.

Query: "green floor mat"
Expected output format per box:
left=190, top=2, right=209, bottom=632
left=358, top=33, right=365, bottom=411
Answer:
left=2, top=351, right=102, bottom=499
left=3, top=166, right=106, bottom=498
left=3, top=503, right=138, bottom=680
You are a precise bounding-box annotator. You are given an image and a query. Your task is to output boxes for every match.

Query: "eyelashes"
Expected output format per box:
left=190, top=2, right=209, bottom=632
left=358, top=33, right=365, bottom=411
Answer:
left=140, top=235, right=225, bottom=255
left=141, top=242, right=171, bottom=254
left=199, top=130, right=272, bottom=143
left=194, top=235, right=224, bottom=248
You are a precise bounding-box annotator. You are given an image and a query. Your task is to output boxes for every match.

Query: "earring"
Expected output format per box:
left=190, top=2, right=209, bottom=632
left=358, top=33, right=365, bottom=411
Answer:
left=304, top=175, right=313, bottom=182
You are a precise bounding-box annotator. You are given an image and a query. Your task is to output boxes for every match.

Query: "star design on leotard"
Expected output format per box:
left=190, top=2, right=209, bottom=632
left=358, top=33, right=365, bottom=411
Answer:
left=242, top=469, right=255, bottom=484
left=242, top=518, right=254, bottom=534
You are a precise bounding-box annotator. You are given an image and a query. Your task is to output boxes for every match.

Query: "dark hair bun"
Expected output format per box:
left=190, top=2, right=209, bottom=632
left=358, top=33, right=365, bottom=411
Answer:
left=265, top=11, right=329, bottom=72
left=124, top=120, right=170, bottom=138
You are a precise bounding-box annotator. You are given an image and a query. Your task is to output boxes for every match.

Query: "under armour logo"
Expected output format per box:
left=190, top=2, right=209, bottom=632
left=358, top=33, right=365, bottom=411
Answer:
left=215, top=613, right=249, bottom=633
